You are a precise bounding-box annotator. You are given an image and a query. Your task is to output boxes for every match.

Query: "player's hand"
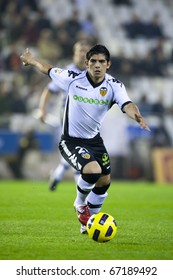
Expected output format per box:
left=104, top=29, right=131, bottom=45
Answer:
left=135, top=114, right=150, bottom=131
left=36, top=109, right=46, bottom=123
left=20, top=48, right=32, bottom=66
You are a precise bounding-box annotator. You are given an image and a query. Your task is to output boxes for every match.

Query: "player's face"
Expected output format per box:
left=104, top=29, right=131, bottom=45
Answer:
left=86, top=54, right=111, bottom=83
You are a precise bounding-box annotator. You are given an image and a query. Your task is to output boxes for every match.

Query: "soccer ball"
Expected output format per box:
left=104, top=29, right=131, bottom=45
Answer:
left=86, top=212, right=117, bottom=242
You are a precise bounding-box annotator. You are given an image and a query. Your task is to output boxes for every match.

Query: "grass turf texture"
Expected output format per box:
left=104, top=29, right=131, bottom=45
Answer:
left=0, top=180, right=173, bottom=260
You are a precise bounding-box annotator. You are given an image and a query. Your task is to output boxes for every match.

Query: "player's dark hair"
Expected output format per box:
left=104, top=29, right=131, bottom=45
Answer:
left=86, top=44, right=110, bottom=61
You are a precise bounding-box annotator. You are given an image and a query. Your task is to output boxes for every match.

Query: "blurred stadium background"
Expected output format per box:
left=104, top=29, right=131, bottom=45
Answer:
left=0, top=0, right=173, bottom=183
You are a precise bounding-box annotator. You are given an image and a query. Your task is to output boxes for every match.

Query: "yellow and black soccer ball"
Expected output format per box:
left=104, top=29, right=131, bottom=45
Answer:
left=86, top=212, right=117, bottom=242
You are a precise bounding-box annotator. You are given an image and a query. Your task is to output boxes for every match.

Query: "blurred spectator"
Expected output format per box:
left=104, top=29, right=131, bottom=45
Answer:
left=36, top=8, right=53, bottom=31
left=0, top=81, right=13, bottom=116
left=144, top=13, right=165, bottom=39
left=1, top=2, right=20, bottom=42
left=6, top=129, right=39, bottom=179
left=0, top=79, right=27, bottom=117
left=22, top=14, right=40, bottom=45
left=138, top=94, right=165, bottom=118
left=111, top=0, right=132, bottom=5
left=149, top=38, right=170, bottom=73
left=63, top=10, right=82, bottom=44
left=122, top=14, right=146, bottom=39
left=151, top=122, right=172, bottom=147
left=4, top=45, right=21, bottom=72
left=37, top=29, right=62, bottom=61
left=123, top=13, right=165, bottom=40
left=3, top=13, right=23, bottom=43
left=138, top=52, right=166, bottom=77
left=138, top=94, right=171, bottom=147
left=137, top=95, right=154, bottom=117
left=110, top=53, right=134, bottom=82
left=0, top=0, right=9, bottom=14
left=152, top=96, right=166, bottom=118
left=55, top=23, right=74, bottom=59
left=10, top=80, right=27, bottom=114
left=15, top=0, right=38, bottom=12
left=80, top=14, right=97, bottom=37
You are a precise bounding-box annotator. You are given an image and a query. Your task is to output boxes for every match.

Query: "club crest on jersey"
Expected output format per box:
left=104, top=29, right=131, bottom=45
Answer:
left=100, top=87, right=108, bottom=96
left=81, top=152, right=91, bottom=159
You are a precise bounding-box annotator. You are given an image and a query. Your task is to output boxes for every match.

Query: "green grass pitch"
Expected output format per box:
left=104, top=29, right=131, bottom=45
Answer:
left=0, top=180, right=173, bottom=260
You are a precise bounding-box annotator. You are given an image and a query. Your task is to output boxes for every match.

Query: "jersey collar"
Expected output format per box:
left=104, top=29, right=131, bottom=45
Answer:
left=86, top=71, right=105, bottom=88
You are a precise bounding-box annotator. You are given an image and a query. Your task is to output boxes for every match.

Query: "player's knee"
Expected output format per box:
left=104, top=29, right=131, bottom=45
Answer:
left=82, top=173, right=101, bottom=184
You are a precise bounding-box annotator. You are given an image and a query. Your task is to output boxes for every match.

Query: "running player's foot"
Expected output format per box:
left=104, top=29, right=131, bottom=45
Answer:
left=49, top=178, right=59, bottom=191
left=74, top=205, right=90, bottom=225
left=80, top=224, right=88, bottom=234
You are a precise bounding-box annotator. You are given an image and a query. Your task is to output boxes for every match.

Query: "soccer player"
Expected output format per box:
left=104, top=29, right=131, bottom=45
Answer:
left=37, top=40, right=91, bottom=191
left=20, top=44, right=150, bottom=234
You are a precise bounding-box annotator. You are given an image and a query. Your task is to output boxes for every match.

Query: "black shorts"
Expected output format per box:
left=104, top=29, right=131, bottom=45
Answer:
left=59, top=133, right=111, bottom=175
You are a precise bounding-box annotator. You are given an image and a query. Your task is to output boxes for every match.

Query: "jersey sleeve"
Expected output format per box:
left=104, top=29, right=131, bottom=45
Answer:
left=49, top=68, right=72, bottom=92
left=112, top=81, right=132, bottom=112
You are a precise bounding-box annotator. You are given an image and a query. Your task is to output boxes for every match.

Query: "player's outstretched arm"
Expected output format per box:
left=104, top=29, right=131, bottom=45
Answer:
left=124, top=102, right=150, bottom=131
left=37, top=87, right=52, bottom=122
left=20, top=48, right=53, bottom=74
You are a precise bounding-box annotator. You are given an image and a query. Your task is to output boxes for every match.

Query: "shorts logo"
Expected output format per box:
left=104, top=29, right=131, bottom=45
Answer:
left=102, top=153, right=110, bottom=166
left=75, top=146, right=91, bottom=159
left=81, top=152, right=91, bottom=159
left=100, top=87, right=108, bottom=96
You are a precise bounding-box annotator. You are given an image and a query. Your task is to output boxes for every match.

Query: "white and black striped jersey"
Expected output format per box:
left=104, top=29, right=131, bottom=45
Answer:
left=49, top=68, right=132, bottom=139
